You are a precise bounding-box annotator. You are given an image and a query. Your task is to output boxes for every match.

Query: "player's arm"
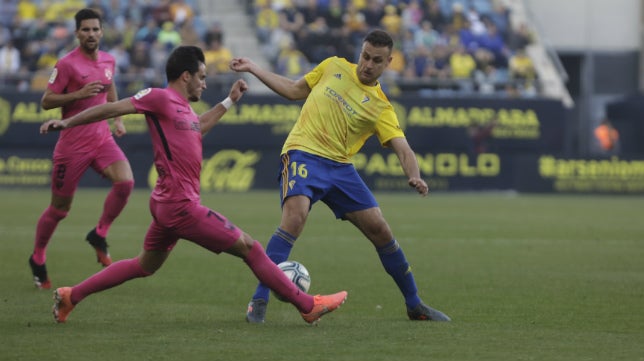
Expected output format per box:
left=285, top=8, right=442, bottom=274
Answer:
left=230, top=57, right=310, bottom=100
left=389, top=137, right=429, bottom=196
left=199, top=79, right=248, bottom=135
left=40, top=98, right=137, bottom=134
left=41, top=81, right=107, bottom=110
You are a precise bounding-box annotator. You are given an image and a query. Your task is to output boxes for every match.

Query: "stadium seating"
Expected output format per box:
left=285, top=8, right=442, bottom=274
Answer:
left=0, top=0, right=546, bottom=98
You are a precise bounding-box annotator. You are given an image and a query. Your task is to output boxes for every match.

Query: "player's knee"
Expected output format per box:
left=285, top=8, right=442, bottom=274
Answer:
left=140, top=266, right=158, bottom=276
left=138, top=260, right=162, bottom=276
left=227, top=234, right=261, bottom=259
left=113, top=180, right=134, bottom=198
left=137, top=251, right=168, bottom=274
left=240, top=233, right=258, bottom=251
left=367, top=223, right=393, bottom=242
left=48, top=204, right=70, bottom=219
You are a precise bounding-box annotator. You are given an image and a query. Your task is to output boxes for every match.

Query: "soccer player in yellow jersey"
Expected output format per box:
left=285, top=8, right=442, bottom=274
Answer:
left=230, top=29, right=450, bottom=322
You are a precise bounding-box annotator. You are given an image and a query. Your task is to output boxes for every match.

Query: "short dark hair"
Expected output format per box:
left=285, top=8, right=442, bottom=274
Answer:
left=75, top=8, right=102, bottom=30
left=165, top=46, right=205, bottom=81
left=364, top=29, right=394, bottom=51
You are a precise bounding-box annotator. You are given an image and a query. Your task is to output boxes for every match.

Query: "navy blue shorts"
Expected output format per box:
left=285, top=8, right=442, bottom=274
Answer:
left=278, top=150, right=378, bottom=219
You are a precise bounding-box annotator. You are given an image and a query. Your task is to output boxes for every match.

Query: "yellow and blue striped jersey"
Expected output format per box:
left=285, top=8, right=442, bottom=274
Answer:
left=282, top=56, right=404, bottom=163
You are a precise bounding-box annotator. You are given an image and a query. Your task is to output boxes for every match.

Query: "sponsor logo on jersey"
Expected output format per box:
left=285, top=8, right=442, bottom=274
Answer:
left=48, top=68, right=58, bottom=84
left=133, top=88, right=152, bottom=99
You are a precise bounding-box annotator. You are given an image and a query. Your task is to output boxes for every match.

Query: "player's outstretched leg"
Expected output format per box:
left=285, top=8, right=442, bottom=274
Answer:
left=300, top=291, right=348, bottom=324
left=51, top=258, right=151, bottom=323
left=243, top=240, right=347, bottom=324
left=52, top=287, right=74, bottom=323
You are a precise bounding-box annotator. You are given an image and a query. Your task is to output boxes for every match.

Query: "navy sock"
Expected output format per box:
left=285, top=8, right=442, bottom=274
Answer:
left=377, top=240, right=421, bottom=309
left=252, top=228, right=296, bottom=301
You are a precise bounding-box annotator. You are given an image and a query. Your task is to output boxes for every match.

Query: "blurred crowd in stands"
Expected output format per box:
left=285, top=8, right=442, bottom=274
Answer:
left=251, top=0, right=538, bottom=97
left=0, top=0, right=539, bottom=97
left=0, top=0, right=226, bottom=95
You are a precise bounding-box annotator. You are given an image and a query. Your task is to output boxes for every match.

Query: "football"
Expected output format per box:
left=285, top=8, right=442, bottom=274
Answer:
left=274, top=260, right=311, bottom=302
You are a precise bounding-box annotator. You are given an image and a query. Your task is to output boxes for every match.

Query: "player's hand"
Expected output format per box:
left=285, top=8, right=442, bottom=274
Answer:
left=229, top=58, right=255, bottom=73
left=113, top=119, right=126, bottom=137
left=229, top=79, right=249, bottom=103
left=40, top=119, right=66, bottom=134
left=409, top=177, right=429, bottom=196
left=77, top=80, right=104, bottom=99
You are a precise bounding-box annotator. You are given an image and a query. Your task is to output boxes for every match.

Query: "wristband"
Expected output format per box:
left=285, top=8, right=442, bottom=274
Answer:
left=221, top=97, right=234, bottom=110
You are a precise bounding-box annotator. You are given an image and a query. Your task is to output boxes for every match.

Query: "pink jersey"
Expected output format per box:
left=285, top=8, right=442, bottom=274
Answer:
left=130, top=87, right=202, bottom=203
left=48, top=47, right=115, bottom=154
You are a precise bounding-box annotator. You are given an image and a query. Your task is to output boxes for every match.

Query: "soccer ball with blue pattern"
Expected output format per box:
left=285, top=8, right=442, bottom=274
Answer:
left=274, top=261, right=311, bottom=301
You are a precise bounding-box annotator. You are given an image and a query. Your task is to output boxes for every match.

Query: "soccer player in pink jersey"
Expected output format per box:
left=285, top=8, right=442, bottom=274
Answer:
left=29, top=9, right=135, bottom=290
left=40, top=45, right=347, bottom=325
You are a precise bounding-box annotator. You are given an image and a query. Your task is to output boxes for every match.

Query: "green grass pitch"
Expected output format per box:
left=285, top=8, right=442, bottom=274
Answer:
left=1, top=189, right=643, bottom=361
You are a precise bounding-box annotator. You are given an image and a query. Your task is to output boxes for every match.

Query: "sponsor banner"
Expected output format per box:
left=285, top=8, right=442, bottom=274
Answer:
left=0, top=151, right=53, bottom=187
left=516, top=155, right=644, bottom=194
left=0, top=92, right=60, bottom=147
left=0, top=147, right=513, bottom=192
left=2, top=148, right=643, bottom=193
left=393, top=97, right=565, bottom=153
left=353, top=147, right=513, bottom=191
left=1, top=92, right=565, bottom=151
left=0, top=148, right=154, bottom=189
left=13, top=91, right=631, bottom=192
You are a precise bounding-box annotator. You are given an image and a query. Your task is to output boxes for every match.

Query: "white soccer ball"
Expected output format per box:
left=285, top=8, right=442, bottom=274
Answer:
left=274, top=260, right=311, bottom=302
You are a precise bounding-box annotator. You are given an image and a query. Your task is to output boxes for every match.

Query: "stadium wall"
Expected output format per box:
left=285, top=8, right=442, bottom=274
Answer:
left=525, top=0, right=642, bottom=157
left=1, top=91, right=643, bottom=194
left=525, top=0, right=640, bottom=51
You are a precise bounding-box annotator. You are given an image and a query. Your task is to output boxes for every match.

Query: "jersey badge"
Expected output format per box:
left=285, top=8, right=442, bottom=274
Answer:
left=288, top=180, right=296, bottom=190
left=361, top=95, right=370, bottom=104
left=334, top=73, right=342, bottom=80
left=104, top=68, right=113, bottom=81
left=48, top=68, right=58, bottom=84
left=133, top=88, right=152, bottom=99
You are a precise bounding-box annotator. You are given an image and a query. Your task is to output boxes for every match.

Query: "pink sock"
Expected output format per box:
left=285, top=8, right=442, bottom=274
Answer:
left=95, top=180, right=133, bottom=237
left=32, top=206, right=68, bottom=264
left=244, top=241, right=314, bottom=313
left=70, top=257, right=150, bottom=305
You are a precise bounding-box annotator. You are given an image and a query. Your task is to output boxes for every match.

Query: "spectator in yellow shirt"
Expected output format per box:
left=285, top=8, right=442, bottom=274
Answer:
left=204, top=36, right=233, bottom=76
left=255, top=2, right=280, bottom=43
left=169, top=0, right=194, bottom=25
left=275, top=39, right=310, bottom=78
left=509, top=48, right=535, bottom=82
left=17, top=0, right=39, bottom=26
left=380, top=4, right=402, bottom=36
left=449, top=45, right=476, bottom=79
left=449, top=44, right=476, bottom=92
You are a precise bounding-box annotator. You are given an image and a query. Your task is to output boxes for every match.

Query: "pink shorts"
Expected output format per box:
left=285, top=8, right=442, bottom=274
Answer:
left=51, top=137, right=127, bottom=197
left=144, top=198, right=242, bottom=253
